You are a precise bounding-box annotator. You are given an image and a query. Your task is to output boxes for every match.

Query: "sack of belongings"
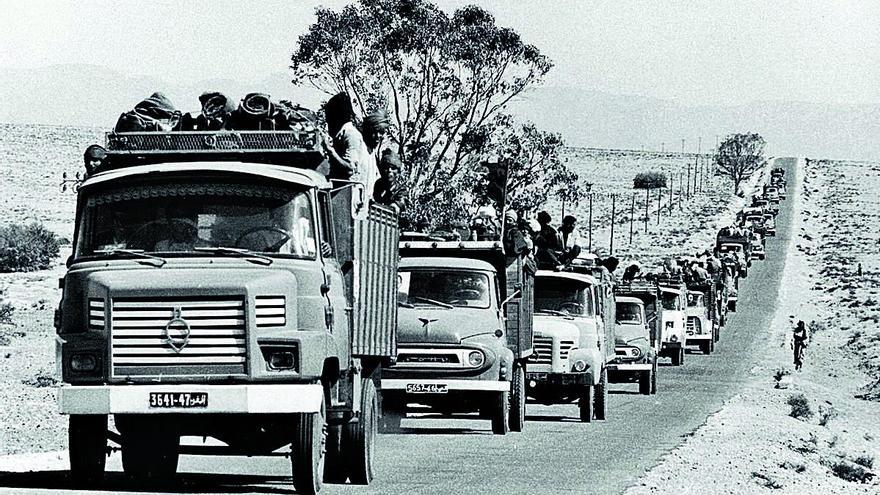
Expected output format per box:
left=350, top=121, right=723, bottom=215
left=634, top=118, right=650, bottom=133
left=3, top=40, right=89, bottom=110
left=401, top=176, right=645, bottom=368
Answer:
left=114, top=92, right=182, bottom=132
left=230, top=93, right=276, bottom=130
left=273, top=100, right=318, bottom=131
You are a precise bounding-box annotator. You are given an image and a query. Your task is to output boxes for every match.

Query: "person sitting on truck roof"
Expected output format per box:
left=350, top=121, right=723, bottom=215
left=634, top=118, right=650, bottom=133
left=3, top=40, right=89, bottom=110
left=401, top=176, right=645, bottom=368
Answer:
left=323, top=92, right=374, bottom=193
left=503, top=210, right=531, bottom=257
left=534, top=211, right=563, bottom=268
left=559, top=215, right=583, bottom=263
left=373, top=149, right=405, bottom=212
left=622, top=263, right=641, bottom=282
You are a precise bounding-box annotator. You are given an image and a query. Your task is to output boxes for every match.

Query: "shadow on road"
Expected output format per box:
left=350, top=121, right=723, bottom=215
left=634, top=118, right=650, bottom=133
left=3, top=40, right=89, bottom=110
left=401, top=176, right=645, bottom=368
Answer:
left=523, top=415, right=583, bottom=423
left=608, top=389, right=641, bottom=395
left=0, top=471, right=295, bottom=494
left=381, top=426, right=489, bottom=435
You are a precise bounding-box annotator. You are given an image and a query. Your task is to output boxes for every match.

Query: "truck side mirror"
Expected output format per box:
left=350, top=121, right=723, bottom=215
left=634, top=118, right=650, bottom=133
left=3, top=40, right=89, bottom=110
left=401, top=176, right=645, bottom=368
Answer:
left=500, top=289, right=522, bottom=307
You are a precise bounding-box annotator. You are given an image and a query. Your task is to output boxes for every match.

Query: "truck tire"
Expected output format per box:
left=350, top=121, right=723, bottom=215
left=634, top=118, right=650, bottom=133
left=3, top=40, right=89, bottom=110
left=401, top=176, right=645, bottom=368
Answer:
left=710, top=335, right=716, bottom=352
left=700, top=341, right=711, bottom=355
left=69, top=415, right=107, bottom=486
left=291, top=390, right=327, bottom=495
left=490, top=391, right=510, bottom=435
left=639, top=369, right=651, bottom=395
left=345, top=377, right=378, bottom=485
left=593, top=368, right=608, bottom=421
left=509, top=364, right=526, bottom=432
left=378, top=394, right=404, bottom=433
left=578, top=386, right=593, bottom=422
left=671, top=347, right=684, bottom=366
left=650, top=358, right=658, bottom=395
left=323, top=424, right=346, bottom=484
left=121, top=427, right=179, bottom=482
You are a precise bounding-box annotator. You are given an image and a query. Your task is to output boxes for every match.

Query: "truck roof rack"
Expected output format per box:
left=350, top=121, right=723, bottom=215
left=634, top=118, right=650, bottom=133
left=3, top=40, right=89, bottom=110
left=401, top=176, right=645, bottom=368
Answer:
left=94, top=130, right=324, bottom=174
left=614, top=280, right=660, bottom=294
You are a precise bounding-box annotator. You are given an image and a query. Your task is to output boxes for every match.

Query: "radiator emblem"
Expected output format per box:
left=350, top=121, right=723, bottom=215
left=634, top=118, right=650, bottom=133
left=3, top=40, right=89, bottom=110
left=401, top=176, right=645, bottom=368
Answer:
left=164, top=307, right=191, bottom=353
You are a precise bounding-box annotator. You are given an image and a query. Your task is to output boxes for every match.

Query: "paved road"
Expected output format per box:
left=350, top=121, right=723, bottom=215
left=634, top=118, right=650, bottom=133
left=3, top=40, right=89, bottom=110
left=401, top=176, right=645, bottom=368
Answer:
left=0, top=158, right=797, bottom=495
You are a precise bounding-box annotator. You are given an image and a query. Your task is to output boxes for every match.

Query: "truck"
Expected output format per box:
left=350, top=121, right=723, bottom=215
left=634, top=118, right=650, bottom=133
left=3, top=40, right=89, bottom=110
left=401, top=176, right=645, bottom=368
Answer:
left=716, top=230, right=752, bottom=277
left=740, top=207, right=768, bottom=238
left=608, top=282, right=660, bottom=395
left=683, top=280, right=719, bottom=354
left=527, top=256, right=617, bottom=422
left=656, top=275, right=688, bottom=366
left=763, top=184, right=781, bottom=203
left=379, top=240, right=534, bottom=434
left=56, top=130, right=398, bottom=494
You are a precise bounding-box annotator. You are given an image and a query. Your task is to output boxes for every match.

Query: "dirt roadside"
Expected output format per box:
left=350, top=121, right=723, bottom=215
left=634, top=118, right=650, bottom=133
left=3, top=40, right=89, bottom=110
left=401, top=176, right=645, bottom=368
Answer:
left=624, top=158, right=880, bottom=494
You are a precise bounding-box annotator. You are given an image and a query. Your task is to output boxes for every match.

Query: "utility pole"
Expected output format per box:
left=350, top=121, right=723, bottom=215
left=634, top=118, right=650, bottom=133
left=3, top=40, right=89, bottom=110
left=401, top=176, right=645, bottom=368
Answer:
left=661, top=142, right=665, bottom=153
left=644, top=188, right=649, bottom=233
left=686, top=163, right=691, bottom=199
left=681, top=139, right=685, bottom=155
left=609, top=194, right=616, bottom=255
left=629, top=192, right=635, bottom=245
left=669, top=174, right=674, bottom=214
left=657, top=186, right=662, bottom=224
left=588, top=193, right=593, bottom=251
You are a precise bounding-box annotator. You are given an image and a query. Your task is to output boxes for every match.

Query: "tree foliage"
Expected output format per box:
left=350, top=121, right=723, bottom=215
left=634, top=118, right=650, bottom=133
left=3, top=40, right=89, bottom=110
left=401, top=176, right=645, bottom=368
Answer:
left=291, top=0, right=576, bottom=227
left=633, top=171, right=667, bottom=189
left=715, top=133, right=767, bottom=193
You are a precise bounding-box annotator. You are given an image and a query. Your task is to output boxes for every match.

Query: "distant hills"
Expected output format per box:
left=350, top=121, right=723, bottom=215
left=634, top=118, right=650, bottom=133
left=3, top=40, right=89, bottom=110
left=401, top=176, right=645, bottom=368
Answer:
left=2, top=64, right=877, bottom=161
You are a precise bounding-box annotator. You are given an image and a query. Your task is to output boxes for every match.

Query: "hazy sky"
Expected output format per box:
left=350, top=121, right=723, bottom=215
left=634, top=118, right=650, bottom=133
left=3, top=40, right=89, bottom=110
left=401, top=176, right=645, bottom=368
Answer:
left=3, top=0, right=880, bottom=105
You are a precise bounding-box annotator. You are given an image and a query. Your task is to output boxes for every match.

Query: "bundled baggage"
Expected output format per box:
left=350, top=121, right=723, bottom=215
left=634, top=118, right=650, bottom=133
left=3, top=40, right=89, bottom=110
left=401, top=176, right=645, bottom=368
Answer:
left=114, top=92, right=182, bottom=132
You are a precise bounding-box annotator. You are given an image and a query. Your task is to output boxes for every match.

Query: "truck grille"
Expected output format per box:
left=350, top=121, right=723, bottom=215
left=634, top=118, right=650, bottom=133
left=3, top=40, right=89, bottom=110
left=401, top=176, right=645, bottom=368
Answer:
left=110, top=297, right=247, bottom=378
left=529, top=336, right=575, bottom=365
left=687, top=316, right=702, bottom=335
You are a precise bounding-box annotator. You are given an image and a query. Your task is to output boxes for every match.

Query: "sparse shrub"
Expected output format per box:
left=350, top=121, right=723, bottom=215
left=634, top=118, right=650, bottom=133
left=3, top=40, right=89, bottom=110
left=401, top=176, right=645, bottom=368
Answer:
left=22, top=371, right=58, bottom=388
left=774, top=367, right=791, bottom=382
left=751, top=471, right=783, bottom=489
left=830, top=460, right=875, bottom=483
left=818, top=404, right=838, bottom=426
left=853, top=455, right=874, bottom=469
left=0, top=300, right=13, bottom=324
left=0, top=222, right=60, bottom=272
left=827, top=434, right=839, bottom=448
left=787, top=393, right=813, bottom=419
left=780, top=461, right=806, bottom=473
left=633, top=171, right=667, bottom=189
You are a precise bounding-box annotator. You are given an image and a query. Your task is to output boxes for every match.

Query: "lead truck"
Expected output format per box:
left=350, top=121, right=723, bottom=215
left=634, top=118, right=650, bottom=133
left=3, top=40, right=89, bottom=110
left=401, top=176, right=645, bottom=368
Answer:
left=56, top=129, right=398, bottom=494
left=379, top=240, right=534, bottom=434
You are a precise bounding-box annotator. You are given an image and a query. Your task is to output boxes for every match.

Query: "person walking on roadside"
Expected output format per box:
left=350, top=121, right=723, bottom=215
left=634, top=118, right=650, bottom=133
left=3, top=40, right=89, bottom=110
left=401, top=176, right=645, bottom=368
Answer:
left=791, top=320, right=810, bottom=371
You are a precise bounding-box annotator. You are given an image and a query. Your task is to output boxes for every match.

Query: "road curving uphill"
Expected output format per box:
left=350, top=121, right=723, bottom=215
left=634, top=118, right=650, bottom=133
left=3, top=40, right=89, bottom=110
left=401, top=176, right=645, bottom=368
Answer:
left=0, top=157, right=798, bottom=495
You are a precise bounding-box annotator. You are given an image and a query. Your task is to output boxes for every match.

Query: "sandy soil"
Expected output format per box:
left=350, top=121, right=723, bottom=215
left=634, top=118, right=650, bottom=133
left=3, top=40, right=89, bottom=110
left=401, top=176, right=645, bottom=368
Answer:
left=624, top=158, right=880, bottom=494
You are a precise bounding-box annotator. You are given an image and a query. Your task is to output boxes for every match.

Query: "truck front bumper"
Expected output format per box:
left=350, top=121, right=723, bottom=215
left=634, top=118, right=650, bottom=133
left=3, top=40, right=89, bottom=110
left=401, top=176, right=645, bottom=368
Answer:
left=686, top=334, right=712, bottom=343
left=607, top=362, right=652, bottom=372
left=58, top=384, right=324, bottom=415
left=525, top=371, right=593, bottom=386
left=380, top=378, right=509, bottom=393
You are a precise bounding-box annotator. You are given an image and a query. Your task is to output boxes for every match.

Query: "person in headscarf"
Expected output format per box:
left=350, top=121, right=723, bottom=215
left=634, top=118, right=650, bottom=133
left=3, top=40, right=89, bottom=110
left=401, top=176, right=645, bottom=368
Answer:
left=503, top=210, right=531, bottom=257
left=622, top=263, right=641, bottom=282
left=373, top=149, right=406, bottom=212
left=361, top=109, right=391, bottom=194
left=323, top=92, right=372, bottom=192
left=533, top=211, right=563, bottom=268
left=83, top=145, right=107, bottom=175
left=791, top=320, right=809, bottom=370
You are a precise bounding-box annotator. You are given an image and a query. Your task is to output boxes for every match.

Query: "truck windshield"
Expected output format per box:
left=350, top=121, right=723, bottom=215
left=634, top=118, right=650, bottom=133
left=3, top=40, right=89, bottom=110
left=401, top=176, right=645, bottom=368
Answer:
left=661, top=292, right=681, bottom=310
left=398, top=270, right=491, bottom=309
left=535, top=277, right=593, bottom=316
left=615, top=302, right=642, bottom=324
left=75, top=181, right=317, bottom=258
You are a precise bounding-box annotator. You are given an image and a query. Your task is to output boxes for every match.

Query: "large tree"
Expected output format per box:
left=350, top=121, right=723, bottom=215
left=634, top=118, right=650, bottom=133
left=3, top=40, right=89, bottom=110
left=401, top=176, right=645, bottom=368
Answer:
left=291, top=0, right=574, bottom=226
left=715, top=133, right=767, bottom=194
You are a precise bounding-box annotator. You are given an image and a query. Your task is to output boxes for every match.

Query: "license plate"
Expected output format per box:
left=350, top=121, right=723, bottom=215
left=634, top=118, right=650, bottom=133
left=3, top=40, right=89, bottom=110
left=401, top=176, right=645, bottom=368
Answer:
left=149, top=392, right=208, bottom=408
left=405, top=383, right=448, bottom=394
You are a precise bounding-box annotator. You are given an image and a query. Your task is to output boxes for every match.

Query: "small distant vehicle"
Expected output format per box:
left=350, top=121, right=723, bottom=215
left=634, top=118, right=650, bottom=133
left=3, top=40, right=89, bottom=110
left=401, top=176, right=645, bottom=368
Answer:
left=608, top=294, right=658, bottom=395
left=750, top=233, right=766, bottom=261
left=762, top=213, right=776, bottom=236
left=763, top=185, right=781, bottom=203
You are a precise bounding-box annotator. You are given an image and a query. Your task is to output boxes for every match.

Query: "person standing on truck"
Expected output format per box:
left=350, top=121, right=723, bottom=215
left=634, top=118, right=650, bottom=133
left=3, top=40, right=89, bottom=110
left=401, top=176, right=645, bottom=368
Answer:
left=791, top=320, right=810, bottom=370
left=503, top=210, right=531, bottom=256
left=323, top=92, right=374, bottom=193
left=373, top=149, right=406, bottom=212
left=362, top=109, right=391, bottom=194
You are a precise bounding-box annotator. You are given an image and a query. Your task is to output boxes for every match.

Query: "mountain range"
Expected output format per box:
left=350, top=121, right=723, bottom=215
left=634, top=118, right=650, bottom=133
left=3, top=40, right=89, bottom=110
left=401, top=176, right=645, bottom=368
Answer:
left=2, top=64, right=877, bottom=161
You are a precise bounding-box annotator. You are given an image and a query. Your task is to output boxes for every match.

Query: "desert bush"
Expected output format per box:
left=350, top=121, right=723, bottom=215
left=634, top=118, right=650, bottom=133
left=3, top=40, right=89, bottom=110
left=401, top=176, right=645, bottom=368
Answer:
left=780, top=461, right=806, bottom=473
left=0, top=300, right=13, bottom=325
left=818, top=404, right=838, bottom=426
left=787, top=393, right=813, bottom=419
left=22, top=371, right=58, bottom=388
left=853, top=455, right=874, bottom=469
left=830, top=460, right=875, bottom=483
left=0, top=222, right=60, bottom=272
left=633, top=171, right=667, bottom=189
left=774, top=367, right=791, bottom=382
left=751, top=471, right=783, bottom=489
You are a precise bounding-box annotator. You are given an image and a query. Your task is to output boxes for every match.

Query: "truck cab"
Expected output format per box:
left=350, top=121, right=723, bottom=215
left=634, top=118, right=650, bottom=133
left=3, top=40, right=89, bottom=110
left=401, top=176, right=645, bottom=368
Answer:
left=763, top=185, right=781, bottom=203
left=762, top=212, right=777, bottom=236
left=528, top=261, right=616, bottom=422
left=658, top=284, right=687, bottom=366
left=57, top=130, right=398, bottom=494
left=607, top=293, right=657, bottom=395
left=749, top=232, right=766, bottom=261
left=684, top=291, right=714, bottom=354
left=379, top=241, right=534, bottom=435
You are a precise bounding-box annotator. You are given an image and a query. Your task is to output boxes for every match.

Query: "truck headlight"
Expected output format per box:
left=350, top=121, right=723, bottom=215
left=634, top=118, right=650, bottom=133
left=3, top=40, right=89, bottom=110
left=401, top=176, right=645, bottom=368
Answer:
left=630, top=348, right=641, bottom=357
left=70, top=353, right=97, bottom=372
left=572, top=360, right=588, bottom=372
left=670, top=334, right=679, bottom=343
left=467, top=350, right=485, bottom=367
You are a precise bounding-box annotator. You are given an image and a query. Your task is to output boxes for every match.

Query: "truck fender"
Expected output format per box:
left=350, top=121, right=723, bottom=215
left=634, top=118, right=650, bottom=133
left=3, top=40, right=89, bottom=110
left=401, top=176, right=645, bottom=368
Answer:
left=567, top=347, right=603, bottom=385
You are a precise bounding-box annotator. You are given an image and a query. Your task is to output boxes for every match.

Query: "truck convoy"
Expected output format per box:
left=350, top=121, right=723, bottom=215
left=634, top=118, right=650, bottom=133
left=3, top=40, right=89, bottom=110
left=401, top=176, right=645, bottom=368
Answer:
left=528, top=256, right=616, bottom=422
left=608, top=281, right=660, bottom=395
left=379, top=239, right=534, bottom=434
left=56, top=130, right=399, bottom=494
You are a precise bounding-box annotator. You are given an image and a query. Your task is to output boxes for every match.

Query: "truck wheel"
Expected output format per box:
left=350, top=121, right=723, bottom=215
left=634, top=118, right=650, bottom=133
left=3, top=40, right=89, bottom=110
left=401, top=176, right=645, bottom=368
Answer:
left=700, top=341, right=711, bottom=355
left=671, top=348, right=684, bottom=366
left=121, top=428, right=179, bottom=482
left=638, top=369, right=651, bottom=395
left=323, top=424, right=347, bottom=484
left=378, top=394, right=404, bottom=433
left=490, top=391, right=510, bottom=435
left=345, top=377, right=378, bottom=485
left=650, top=358, right=658, bottom=394
left=593, top=368, right=608, bottom=420
left=578, top=386, right=593, bottom=422
left=291, top=390, right=327, bottom=495
left=509, top=365, right=526, bottom=432
left=710, top=336, right=716, bottom=353
left=69, top=415, right=107, bottom=486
